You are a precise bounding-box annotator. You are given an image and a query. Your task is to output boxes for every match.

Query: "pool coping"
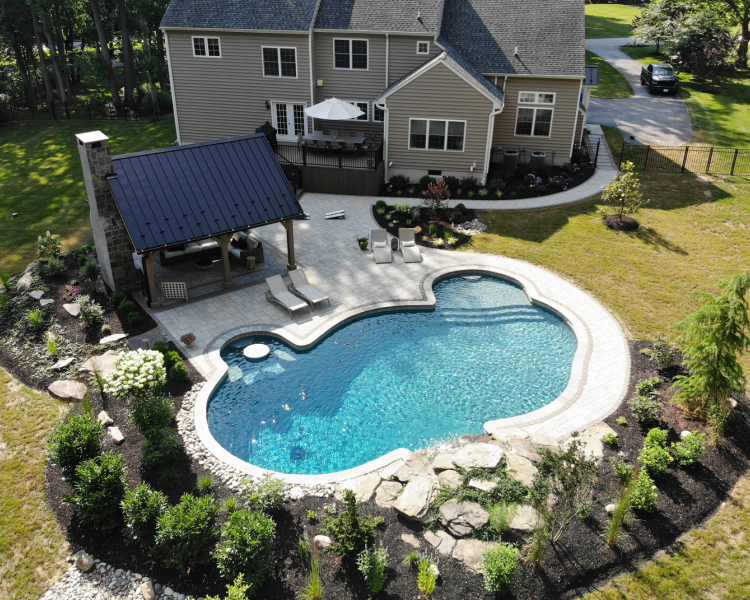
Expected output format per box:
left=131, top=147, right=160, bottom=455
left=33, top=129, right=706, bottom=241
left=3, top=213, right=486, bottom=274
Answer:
left=193, top=265, right=592, bottom=485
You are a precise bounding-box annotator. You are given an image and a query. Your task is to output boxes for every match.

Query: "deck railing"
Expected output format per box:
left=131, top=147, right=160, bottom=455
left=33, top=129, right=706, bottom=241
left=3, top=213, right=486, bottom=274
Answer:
left=275, top=143, right=383, bottom=170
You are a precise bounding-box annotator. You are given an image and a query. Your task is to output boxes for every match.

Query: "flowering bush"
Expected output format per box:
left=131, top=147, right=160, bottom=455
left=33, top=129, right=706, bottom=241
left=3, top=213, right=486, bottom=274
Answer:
left=548, top=175, right=570, bottom=190
left=524, top=173, right=543, bottom=188
left=63, top=282, right=81, bottom=302
left=598, top=161, right=648, bottom=221
left=180, top=332, right=196, bottom=347
left=77, top=295, right=105, bottom=326
left=104, top=349, right=166, bottom=400
left=35, top=231, right=62, bottom=259
left=561, top=162, right=581, bottom=174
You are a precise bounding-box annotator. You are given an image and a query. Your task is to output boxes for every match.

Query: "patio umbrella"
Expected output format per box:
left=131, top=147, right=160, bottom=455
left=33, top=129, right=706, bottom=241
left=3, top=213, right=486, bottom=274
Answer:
left=304, top=97, right=363, bottom=120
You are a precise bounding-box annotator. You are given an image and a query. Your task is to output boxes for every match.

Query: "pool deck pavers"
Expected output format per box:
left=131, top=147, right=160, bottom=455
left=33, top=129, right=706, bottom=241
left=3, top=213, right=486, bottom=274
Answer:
left=150, top=192, right=630, bottom=469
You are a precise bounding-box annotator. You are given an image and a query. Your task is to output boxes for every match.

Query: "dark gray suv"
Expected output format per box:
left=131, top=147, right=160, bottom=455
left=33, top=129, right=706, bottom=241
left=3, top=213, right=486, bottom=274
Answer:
left=640, top=63, right=679, bottom=95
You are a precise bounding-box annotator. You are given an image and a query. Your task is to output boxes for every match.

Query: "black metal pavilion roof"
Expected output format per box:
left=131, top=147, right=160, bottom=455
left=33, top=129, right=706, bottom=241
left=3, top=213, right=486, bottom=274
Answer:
left=107, top=134, right=303, bottom=253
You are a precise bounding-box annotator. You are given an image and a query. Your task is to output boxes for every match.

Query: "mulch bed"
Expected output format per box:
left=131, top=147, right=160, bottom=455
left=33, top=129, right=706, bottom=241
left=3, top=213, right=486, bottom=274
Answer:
left=38, top=333, right=750, bottom=600
left=371, top=205, right=477, bottom=250
left=603, top=215, right=640, bottom=231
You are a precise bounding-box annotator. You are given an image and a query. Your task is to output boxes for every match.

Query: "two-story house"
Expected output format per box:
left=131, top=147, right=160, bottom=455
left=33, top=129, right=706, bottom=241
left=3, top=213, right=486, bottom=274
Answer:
left=161, top=0, right=597, bottom=185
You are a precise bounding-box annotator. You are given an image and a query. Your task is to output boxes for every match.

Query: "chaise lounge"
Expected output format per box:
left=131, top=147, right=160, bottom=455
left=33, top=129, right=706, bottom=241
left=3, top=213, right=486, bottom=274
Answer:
left=399, top=228, right=422, bottom=263
left=371, top=229, right=392, bottom=264
left=265, top=275, right=309, bottom=318
left=288, top=268, right=330, bottom=310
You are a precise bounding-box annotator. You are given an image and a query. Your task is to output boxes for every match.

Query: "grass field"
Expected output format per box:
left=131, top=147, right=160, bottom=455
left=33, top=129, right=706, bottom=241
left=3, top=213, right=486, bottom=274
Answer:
left=585, top=3, right=640, bottom=39
left=587, top=50, right=634, bottom=99
left=0, top=119, right=176, bottom=275
left=621, top=45, right=750, bottom=148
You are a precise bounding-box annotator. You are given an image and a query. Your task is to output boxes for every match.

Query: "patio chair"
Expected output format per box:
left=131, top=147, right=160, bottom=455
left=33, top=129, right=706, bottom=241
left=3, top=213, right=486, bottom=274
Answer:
left=399, top=228, right=422, bottom=263
left=371, top=229, right=392, bottom=264
left=264, top=275, right=310, bottom=318
left=288, top=268, right=330, bottom=310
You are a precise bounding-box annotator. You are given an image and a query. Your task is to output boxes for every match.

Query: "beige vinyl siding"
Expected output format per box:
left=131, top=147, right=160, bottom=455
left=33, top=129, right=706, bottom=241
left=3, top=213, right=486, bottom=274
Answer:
left=167, top=30, right=311, bottom=144
left=574, top=109, right=586, bottom=145
left=387, top=35, right=439, bottom=85
left=492, top=76, right=582, bottom=165
left=385, top=62, right=494, bottom=175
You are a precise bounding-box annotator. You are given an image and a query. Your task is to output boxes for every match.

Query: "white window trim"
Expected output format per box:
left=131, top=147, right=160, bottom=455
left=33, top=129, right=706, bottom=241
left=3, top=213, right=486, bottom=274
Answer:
left=333, top=38, right=369, bottom=70
left=261, top=46, right=299, bottom=79
left=518, top=91, right=556, bottom=105
left=416, top=41, right=430, bottom=55
left=271, top=101, right=309, bottom=139
left=513, top=106, right=554, bottom=138
left=408, top=118, right=467, bottom=152
left=373, top=104, right=385, bottom=123
left=347, top=100, right=369, bottom=122
left=191, top=36, right=221, bottom=58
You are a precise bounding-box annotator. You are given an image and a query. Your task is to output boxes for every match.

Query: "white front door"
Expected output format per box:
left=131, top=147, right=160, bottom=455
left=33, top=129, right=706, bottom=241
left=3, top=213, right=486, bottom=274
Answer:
left=272, top=103, right=307, bottom=141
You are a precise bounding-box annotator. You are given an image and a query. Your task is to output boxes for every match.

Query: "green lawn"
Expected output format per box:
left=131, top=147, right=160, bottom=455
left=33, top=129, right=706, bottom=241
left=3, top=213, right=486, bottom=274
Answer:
left=585, top=3, right=640, bottom=39
left=621, top=45, right=750, bottom=148
left=587, top=50, right=634, bottom=99
left=0, top=119, right=176, bottom=274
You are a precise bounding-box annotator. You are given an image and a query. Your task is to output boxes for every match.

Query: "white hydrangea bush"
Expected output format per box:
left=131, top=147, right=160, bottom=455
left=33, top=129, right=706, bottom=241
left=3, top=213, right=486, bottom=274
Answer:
left=104, top=349, right=166, bottom=400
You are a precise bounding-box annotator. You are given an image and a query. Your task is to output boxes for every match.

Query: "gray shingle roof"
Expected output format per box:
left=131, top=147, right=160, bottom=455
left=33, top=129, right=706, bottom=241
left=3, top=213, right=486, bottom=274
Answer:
left=161, top=0, right=319, bottom=31
left=314, top=0, right=444, bottom=33
left=439, top=0, right=586, bottom=77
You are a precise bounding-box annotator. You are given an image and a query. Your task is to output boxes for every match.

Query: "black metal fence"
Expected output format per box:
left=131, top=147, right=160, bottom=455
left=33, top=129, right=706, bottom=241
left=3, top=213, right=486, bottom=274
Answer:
left=274, top=142, right=383, bottom=170
left=1, top=99, right=170, bottom=122
left=274, top=151, right=303, bottom=195
left=619, top=143, right=750, bottom=175
left=573, top=134, right=601, bottom=169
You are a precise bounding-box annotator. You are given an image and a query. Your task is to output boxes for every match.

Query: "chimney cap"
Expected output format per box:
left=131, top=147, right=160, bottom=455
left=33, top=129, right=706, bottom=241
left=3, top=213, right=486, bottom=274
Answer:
left=75, top=131, right=109, bottom=145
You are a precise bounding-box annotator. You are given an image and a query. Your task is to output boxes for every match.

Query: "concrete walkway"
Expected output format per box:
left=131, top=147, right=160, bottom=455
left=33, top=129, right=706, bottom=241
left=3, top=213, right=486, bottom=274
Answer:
left=586, top=38, right=693, bottom=145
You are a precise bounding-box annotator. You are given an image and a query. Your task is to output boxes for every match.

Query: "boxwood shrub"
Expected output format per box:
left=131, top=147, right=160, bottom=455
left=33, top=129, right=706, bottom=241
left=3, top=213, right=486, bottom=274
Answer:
left=63, top=451, right=127, bottom=531
left=122, top=483, right=169, bottom=548
left=47, top=413, right=104, bottom=482
left=215, top=509, right=276, bottom=585
left=155, top=494, right=221, bottom=571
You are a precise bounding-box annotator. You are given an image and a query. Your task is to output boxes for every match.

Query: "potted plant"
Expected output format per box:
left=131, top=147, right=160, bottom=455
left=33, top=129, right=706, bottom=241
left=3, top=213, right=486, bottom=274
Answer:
left=355, top=236, right=369, bottom=251
left=180, top=332, right=196, bottom=348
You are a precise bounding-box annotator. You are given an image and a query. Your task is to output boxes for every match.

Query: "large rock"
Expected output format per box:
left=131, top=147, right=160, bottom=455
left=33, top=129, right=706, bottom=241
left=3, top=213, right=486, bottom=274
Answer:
left=401, top=533, right=420, bottom=548
left=75, top=550, right=94, bottom=572
left=530, top=434, right=560, bottom=452
left=313, top=535, right=332, bottom=551
left=393, top=450, right=433, bottom=482
left=29, top=290, right=44, bottom=300
left=569, top=437, right=604, bottom=459
left=63, top=303, right=81, bottom=317
left=583, top=423, right=618, bottom=439
left=335, top=473, right=382, bottom=503
left=438, top=469, right=463, bottom=489
left=392, top=474, right=438, bottom=521
left=48, top=380, right=87, bottom=401
left=452, top=539, right=491, bottom=574
left=505, top=453, right=539, bottom=487
left=108, top=426, right=124, bottom=445
left=452, top=443, right=504, bottom=470
left=78, top=350, right=119, bottom=377
left=509, top=438, right=542, bottom=462
left=490, top=427, right=530, bottom=441
left=439, top=499, right=489, bottom=537
left=432, top=453, right=456, bottom=472
left=424, top=530, right=456, bottom=556
left=510, top=505, right=541, bottom=532
left=97, top=411, right=114, bottom=426
left=15, top=272, right=33, bottom=292
left=374, top=481, right=403, bottom=508
left=140, top=581, right=156, bottom=600
left=469, top=479, right=497, bottom=492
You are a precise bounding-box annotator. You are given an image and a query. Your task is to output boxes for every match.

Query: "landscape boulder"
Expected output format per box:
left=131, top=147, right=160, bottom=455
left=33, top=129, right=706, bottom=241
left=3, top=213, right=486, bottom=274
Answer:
left=313, top=535, right=332, bottom=551
left=432, top=453, right=456, bottom=472
left=451, top=443, right=504, bottom=470
left=437, top=469, right=463, bottom=489
left=439, top=499, right=489, bottom=537
left=140, top=581, right=156, bottom=600
left=48, top=380, right=87, bottom=401
left=97, top=411, right=114, bottom=426
left=468, top=479, right=497, bottom=492
left=510, top=505, right=541, bottom=532
left=452, top=539, right=491, bottom=573
left=583, top=423, right=618, bottom=439
left=490, top=426, right=530, bottom=441
left=392, top=473, right=438, bottom=521
left=15, top=272, right=33, bottom=292
left=99, top=333, right=128, bottom=345
left=108, top=426, right=124, bottom=445
left=63, top=303, right=81, bottom=317
left=50, top=357, right=75, bottom=371
left=374, top=481, right=403, bottom=508
left=75, top=551, right=94, bottom=572
left=335, top=473, right=381, bottom=503
left=505, top=452, right=539, bottom=487
left=401, top=533, right=420, bottom=548
left=393, top=450, right=433, bottom=482
left=424, top=530, right=456, bottom=556
left=530, top=434, right=560, bottom=452
left=78, top=350, right=119, bottom=377
left=29, top=290, right=44, bottom=300
left=509, top=438, right=542, bottom=462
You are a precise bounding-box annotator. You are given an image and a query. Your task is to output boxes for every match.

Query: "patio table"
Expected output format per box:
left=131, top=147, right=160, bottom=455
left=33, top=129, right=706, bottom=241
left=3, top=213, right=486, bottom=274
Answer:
left=304, top=132, right=365, bottom=145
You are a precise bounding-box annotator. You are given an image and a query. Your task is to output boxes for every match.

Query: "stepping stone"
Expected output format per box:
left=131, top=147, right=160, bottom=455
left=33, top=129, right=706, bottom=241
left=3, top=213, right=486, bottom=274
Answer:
left=108, top=426, right=124, bottom=444
left=63, top=303, right=81, bottom=317
left=439, top=500, right=489, bottom=537
left=469, top=479, right=498, bottom=492
left=452, top=539, right=491, bottom=574
left=100, top=333, right=127, bottom=345
left=98, top=411, right=114, bottom=426
left=583, top=423, right=618, bottom=439
left=335, top=473, right=381, bottom=503
left=509, top=438, right=542, bottom=462
left=431, top=453, right=456, bottom=472
left=40, top=299, right=54, bottom=306
left=15, top=272, right=32, bottom=292
left=510, top=505, right=540, bottom=532
left=127, top=327, right=169, bottom=351
left=48, top=380, right=87, bottom=401
left=394, top=449, right=433, bottom=483
left=228, top=366, right=243, bottom=382
left=529, top=434, right=560, bottom=452
left=570, top=437, right=604, bottom=459
left=452, top=443, right=504, bottom=470
left=374, top=481, right=403, bottom=509
left=505, top=453, right=538, bottom=487
left=438, top=469, right=463, bottom=489
left=401, top=533, right=419, bottom=548
left=50, top=357, right=75, bottom=371
left=29, top=290, right=44, bottom=300
left=78, top=350, right=118, bottom=377
left=392, top=474, right=439, bottom=521
left=424, top=530, right=456, bottom=556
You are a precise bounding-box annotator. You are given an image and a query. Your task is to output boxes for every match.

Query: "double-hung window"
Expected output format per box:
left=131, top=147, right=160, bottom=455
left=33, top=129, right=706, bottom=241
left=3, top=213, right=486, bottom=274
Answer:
left=192, top=36, right=221, bottom=57
left=262, top=47, right=297, bottom=77
left=334, top=39, right=368, bottom=69
left=373, top=105, right=385, bottom=123
left=348, top=101, right=369, bottom=121
left=515, top=91, right=555, bottom=137
left=409, top=119, right=466, bottom=151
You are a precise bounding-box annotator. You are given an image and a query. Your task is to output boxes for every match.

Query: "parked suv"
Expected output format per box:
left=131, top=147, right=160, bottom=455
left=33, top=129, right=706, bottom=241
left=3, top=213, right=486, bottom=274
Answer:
left=640, top=63, right=679, bottom=94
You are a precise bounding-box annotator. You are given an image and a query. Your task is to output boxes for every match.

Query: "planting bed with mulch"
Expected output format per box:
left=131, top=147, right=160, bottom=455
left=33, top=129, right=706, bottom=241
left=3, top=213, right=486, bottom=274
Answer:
left=371, top=204, right=476, bottom=250
left=37, top=333, right=750, bottom=600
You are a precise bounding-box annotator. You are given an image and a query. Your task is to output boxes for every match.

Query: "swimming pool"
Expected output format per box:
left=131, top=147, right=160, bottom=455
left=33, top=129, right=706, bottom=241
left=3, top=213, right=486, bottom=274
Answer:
left=206, top=274, right=577, bottom=475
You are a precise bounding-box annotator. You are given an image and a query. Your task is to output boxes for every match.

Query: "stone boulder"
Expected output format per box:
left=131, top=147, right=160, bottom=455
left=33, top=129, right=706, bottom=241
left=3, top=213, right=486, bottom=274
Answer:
left=571, top=437, right=604, bottom=459
left=439, top=499, right=489, bottom=537
left=108, top=426, right=124, bottom=444
left=393, top=450, right=433, bottom=483
left=606, top=503, right=616, bottom=516
left=583, top=423, right=618, bottom=439
left=530, top=434, right=559, bottom=452
left=97, top=411, right=114, bottom=426
left=424, top=530, right=456, bottom=556
left=452, top=539, right=491, bottom=574
left=78, top=350, right=119, bottom=377
left=75, top=550, right=94, bottom=572
left=40, top=299, right=54, bottom=306
left=63, top=303, right=81, bottom=317
left=431, top=453, right=456, bottom=472
left=48, top=380, right=87, bottom=401
left=401, top=533, right=419, bottom=548
left=509, top=505, right=540, bottom=532
left=313, top=535, right=332, bottom=551
left=99, top=333, right=128, bottom=345
left=490, top=426, right=530, bottom=441
left=509, top=438, right=542, bottom=462
left=437, top=470, right=462, bottom=489
left=505, top=453, right=539, bottom=487
left=29, top=290, right=44, bottom=300
left=392, top=474, right=438, bottom=521
left=374, top=481, right=403, bottom=509
left=140, top=581, right=156, bottom=600
left=15, top=272, right=32, bottom=292
left=335, top=473, right=381, bottom=503
left=452, top=443, right=504, bottom=470
left=468, top=479, right=497, bottom=492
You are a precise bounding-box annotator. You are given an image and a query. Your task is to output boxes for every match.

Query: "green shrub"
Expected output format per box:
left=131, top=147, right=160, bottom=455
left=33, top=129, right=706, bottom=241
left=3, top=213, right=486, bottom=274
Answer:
left=374, top=199, right=387, bottom=211
left=122, top=483, right=168, bottom=548
left=205, top=574, right=253, bottom=600
left=635, top=376, right=661, bottom=396
left=357, top=546, right=389, bottom=594
left=443, top=175, right=460, bottom=192
left=243, top=473, right=286, bottom=514
left=417, top=557, right=439, bottom=599
left=630, top=470, right=658, bottom=513
left=323, top=489, right=383, bottom=557
left=163, top=349, right=182, bottom=369
left=650, top=336, right=678, bottom=369
left=63, top=452, right=127, bottom=531
left=0, top=293, right=9, bottom=309
left=215, top=509, right=276, bottom=586
left=419, top=175, right=437, bottom=191
left=43, top=257, right=66, bottom=276
left=638, top=428, right=673, bottom=478
left=459, top=176, right=478, bottom=191
left=127, top=311, right=142, bottom=325
left=77, top=295, right=105, bottom=326
left=0, top=271, right=10, bottom=291
left=152, top=340, right=170, bottom=354
left=481, top=542, right=519, bottom=594
left=80, top=259, right=100, bottom=284
left=77, top=254, right=89, bottom=266
left=671, top=432, right=707, bottom=467
left=489, top=502, right=518, bottom=534
left=602, top=433, right=618, bottom=446
left=428, top=223, right=438, bottom=236
left=27, top=308, right=44, bottom=331
left=629, top=394, right=663, bottom=424
left=110, top=291, right=126, bottom=305
left=142, top=427, right=180, bottom=469
left=128, top=396, right=175, bottom=433
left=170, top=361, right=190, bottom=382
left=388, top=174, right=410, bottom=191
left=48, top=414, right=104, bottom=482
left=307, top=509, right=317, bottom=522
left=155, top=493, right=221, bottom=572
left=224, top=496, right=239, bottom=514
left=118, top=299, right=136, bottom=313
left=611, top=456, right=635, bottom=485
left=198, top=474, right=213, bottom=494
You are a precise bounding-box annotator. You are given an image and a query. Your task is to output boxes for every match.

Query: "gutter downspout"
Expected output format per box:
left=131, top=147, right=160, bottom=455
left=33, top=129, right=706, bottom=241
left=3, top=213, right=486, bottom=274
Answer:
left=375, top=101, right=389, bottom=182
left=569, top=78, right=584, bottom=161
left=483, top=104, right=504, bottom=185
left=308, top=0, right=323, bottom=135
left=163, top=31, right=181, bottom=145
left=385, top=33, right=389, bottom=87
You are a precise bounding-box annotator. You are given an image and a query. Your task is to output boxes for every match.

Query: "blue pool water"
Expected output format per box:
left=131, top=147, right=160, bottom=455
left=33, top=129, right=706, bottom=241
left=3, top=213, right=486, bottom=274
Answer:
left=207, top=275, right=577, bottom=475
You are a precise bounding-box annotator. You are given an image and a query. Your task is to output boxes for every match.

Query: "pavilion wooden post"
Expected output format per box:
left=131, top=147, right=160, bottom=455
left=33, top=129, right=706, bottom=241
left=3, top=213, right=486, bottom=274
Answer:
left=218, top=235, right=233, bottom=286
left=282, top=219, right=297, bottom=270
left=143, top=251, right=160, bottom=308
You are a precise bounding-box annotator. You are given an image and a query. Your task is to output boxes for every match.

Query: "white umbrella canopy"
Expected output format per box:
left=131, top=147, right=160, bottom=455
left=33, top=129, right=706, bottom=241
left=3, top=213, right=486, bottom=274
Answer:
left=304, top=97, right=363, bottom=120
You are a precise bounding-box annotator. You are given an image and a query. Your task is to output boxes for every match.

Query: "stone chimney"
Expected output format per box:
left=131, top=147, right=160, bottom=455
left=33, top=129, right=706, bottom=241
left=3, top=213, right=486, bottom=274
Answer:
left=75, top=131, right=140, bottom=293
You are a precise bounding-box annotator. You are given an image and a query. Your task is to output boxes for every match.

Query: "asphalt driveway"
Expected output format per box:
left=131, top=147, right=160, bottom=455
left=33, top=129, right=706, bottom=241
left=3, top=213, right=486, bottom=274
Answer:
left=586, top=38, right=693, bottom=146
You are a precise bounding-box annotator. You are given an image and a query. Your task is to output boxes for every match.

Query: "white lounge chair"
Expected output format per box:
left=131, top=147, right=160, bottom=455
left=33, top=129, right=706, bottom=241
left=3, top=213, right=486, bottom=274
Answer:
left=288, top=268, right=330, bottom=310
left=371, top=229, right=392, bottom=264
left=264, top=275, right=309, bottom=318
left=399, top=228, right=422, bottom=263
